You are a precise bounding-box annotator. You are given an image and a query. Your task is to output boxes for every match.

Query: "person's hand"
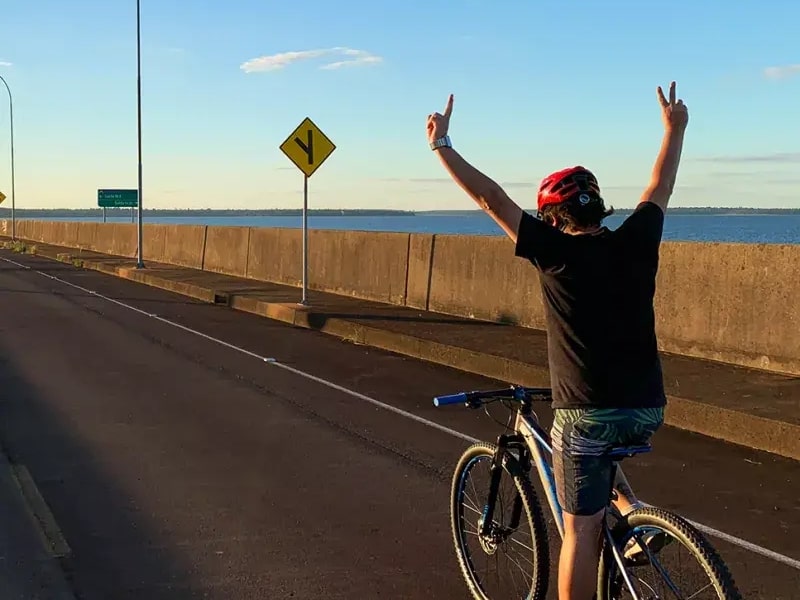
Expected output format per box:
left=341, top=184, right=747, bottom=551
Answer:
left=426, top=94, right=454, bottom=144
left=657, top=81, right=689, bottom=133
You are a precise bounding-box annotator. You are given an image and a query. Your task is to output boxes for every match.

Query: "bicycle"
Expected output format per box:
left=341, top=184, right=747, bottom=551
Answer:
left=433, top=384, right=742, bottom=600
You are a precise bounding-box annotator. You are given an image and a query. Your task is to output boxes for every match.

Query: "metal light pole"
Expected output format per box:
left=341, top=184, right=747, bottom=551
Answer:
left=0, top=74, right=16, bottom=241
left=135, top=0, right=144, bottom=268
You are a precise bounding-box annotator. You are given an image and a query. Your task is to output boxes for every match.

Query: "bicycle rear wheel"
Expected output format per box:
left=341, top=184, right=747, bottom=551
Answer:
left=450, top=442, right=549, bottom=600
left=597, top=505, right=742, bottom=599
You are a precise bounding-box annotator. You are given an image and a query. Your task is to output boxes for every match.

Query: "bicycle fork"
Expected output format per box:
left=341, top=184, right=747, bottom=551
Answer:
left=479, top=434, right=526, bottom=538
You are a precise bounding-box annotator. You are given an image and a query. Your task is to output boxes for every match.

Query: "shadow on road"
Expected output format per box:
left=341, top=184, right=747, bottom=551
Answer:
left=0, top=348, right=205, bottom=600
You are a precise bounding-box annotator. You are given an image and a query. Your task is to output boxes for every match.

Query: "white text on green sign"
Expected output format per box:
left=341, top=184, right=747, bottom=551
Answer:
left=98, top=189, right=138, bottom=208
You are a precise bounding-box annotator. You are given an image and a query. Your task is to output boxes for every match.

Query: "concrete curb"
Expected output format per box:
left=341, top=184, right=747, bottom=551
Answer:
left=232, top=295, right=800, bottom=461
left=116, top=265, right=226, bottom=304
left=27, top=247, right=800, bottom=461
left=229, top=294, right=554, bottom=385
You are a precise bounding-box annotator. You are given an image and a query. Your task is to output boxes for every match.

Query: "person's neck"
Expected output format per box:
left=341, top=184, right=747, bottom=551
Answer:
left=563, top=224, right=602, bottom=236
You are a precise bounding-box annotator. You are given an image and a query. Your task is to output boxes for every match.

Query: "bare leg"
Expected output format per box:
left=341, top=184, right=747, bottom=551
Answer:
left=611, top=463, right=671, bottom=559
left=559, top=509, right=605, bottom=600
left=610, top=464, right=645, bottom=515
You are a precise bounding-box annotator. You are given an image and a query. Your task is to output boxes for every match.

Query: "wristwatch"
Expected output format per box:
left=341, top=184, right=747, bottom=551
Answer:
left=430, top=135, right=452, bottom=151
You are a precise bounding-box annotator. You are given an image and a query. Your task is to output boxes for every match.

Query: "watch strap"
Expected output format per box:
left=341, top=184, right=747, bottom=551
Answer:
left=430, top=135, right=452, bottom=151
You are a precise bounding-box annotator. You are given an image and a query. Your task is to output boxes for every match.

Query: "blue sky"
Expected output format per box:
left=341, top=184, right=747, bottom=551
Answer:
left=0, top=0, right=798, bottom=211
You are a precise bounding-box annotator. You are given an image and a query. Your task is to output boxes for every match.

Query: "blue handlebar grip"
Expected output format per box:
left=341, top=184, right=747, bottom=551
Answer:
left=433, top=392, right=468, bottom=407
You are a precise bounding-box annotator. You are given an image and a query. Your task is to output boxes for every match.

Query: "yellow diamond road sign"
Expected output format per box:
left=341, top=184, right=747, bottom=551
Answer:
left=0, top=191, right=5, bottom=204
left=279, top=117, right=336, bottom=178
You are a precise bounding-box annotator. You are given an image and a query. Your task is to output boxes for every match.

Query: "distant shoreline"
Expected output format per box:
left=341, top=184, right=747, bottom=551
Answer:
left=2, top=207, right=800, bottom=218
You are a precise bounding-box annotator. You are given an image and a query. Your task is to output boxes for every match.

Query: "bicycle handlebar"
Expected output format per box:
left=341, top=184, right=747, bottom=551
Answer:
left=432, top=386, right=552, bottom=408
left=432, top=393, right=468, bottom=407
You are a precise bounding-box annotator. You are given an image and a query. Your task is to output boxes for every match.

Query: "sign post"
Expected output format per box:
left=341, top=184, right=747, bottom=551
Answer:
left=279, top=117, right=336, bottom=306
left=0, top=75, right=15, bottom=241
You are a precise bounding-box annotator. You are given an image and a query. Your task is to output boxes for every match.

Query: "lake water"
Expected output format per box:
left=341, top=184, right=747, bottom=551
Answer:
left=31, top=213, right=800, bottom=244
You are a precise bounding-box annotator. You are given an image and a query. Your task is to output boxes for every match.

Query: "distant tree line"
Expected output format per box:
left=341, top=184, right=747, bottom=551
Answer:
left=611, top=207, right=800, bottom=215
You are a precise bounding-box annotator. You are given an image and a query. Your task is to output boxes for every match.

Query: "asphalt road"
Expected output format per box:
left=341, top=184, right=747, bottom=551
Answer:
left=0, top=250, right=798, bottom=599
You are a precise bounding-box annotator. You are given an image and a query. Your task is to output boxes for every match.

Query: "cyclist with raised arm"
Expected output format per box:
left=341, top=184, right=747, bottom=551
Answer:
left=427, top=82, right=689, bottom=600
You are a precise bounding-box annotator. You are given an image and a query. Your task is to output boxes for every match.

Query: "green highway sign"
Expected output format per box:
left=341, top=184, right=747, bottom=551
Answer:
left=98, top=189, right=138, bottom=208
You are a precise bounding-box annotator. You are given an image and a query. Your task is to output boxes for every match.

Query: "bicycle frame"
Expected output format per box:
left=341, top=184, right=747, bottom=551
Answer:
left=477, top=398, right=565, bottom=538
left=478, top=398, right=646, bottom=600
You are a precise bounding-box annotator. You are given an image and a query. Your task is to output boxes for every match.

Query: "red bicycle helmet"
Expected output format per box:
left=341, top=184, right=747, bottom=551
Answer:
left=537, top=166, right=602, bottom=214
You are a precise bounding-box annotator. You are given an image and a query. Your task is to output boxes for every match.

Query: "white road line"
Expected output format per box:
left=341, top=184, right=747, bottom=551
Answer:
left=685, top=521, right=799, bottom=569
left=1, top=257, right=277, bottom=364
left=2, top=254, right=799, bottom=571
left=271, top=360, right=479, bottom=444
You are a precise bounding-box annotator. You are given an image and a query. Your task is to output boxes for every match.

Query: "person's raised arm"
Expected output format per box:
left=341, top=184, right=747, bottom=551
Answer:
left=427, top=94, right=523, bottom=243
left=640, top=81, right=690, bottom=213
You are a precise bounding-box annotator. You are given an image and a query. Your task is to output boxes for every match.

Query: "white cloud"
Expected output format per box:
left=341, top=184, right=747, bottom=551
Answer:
left=695, top=152, right=800, bottom=164
left=0, top=61, right=12, bottom=67
left=763, top=64, right=800, bottom=80
left=241, top=49, right=329, bottom=72
left=241, top=47, right=381, bottom=73
left=320, top=49, right=382, bottom=70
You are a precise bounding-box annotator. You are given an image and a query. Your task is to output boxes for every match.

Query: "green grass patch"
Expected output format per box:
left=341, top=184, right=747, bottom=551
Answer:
left=0, top=240, right=38, bottom=254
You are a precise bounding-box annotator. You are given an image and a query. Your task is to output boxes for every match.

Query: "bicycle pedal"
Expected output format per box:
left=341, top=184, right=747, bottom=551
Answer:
left=624, top=531, right=673, bottom=565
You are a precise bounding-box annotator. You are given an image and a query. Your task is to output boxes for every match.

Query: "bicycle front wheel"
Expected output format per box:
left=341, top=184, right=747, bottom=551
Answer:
left=597, top=505, right=742, bottom=599
left=450, top=442, right=549, bottom=600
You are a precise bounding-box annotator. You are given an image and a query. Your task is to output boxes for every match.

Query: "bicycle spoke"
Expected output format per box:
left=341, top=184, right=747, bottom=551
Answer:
left=501, top=546, right=530, bottom=597
left=508, top=536, right=534, bottom=554
left=686, top=583, right=713, bottom=599
left=645, top=552, right=684, bottom=598
left=504, top=541, right=535, bottom=566
left=468, top=476, right=482, bottom=512
left=462, top=501, right=481, bottom=516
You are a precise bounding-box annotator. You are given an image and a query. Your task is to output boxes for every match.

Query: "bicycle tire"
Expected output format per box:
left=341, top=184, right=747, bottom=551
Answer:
left=450, top=442, right=550, bottom=600
left=597, top=505, right=742, bottom=600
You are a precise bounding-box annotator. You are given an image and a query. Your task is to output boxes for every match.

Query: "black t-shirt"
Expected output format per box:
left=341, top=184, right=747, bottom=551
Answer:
left=514, top=201, right=667, bottom=410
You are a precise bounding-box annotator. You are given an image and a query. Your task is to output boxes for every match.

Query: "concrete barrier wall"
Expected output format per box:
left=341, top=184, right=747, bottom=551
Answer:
left=141, top=224, right=168, bottom=263
left=5, top=218, right=800, bottom=375
left=308, top=229, right=410, bottom=304
left=426, top=234, right=546, bottom=328
left=202, top=225, right=251, bottom=277
left=41, top=221, right=81, bottom=247
left=246, top=227, right=302, bottom=285
left=654, top=242, right=800, bottom=374
left=405, top=234, right=434, bottom=309
left=107, top=224, right=138, bottom=258
left=77, top=222, right=98, bottom=249
left=246, top=228, right=411, bottom=304
left=28, top=221, right=47, bottom=243
left=161, top=224, right=207, bottom=269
